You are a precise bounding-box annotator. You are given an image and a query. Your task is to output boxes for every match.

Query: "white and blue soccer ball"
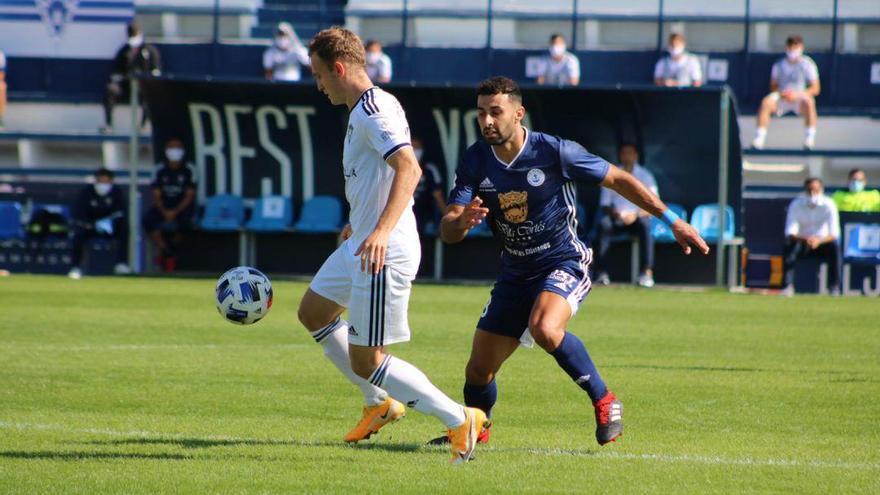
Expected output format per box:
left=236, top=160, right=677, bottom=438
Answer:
left=215, top=266, right=273, bottom=325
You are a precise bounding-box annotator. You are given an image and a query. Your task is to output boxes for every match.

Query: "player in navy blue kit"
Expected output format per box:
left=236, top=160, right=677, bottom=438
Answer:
left=436, top=77, right=709, bottom=446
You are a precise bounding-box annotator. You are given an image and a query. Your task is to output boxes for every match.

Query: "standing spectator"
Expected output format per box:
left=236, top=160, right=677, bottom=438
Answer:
left=653, top=33, right=703, bottom=87
left=832, top=168, right=880, bottom=212
left=101, top=23, right=161, bottom=133
left=0, top=48, right=7, bottom=129
left=536, top=34, right=580, bottom=87
left=141, top=138, right=197, bottom=272
left=593, top=142, right=658, bottom=288
left=752, top=35, right=820, bottom=150
left=783, top=177, right=841, bottom=295
left=68, top=168, right=129, bottom=279
left=411, top=137, right=446, bottom=234
left=263, top=22, right=310, bottom=82
left=364, top=40, right=392, bottom=83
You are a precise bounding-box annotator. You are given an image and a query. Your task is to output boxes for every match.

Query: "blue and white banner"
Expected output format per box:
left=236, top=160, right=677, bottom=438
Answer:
left=0, top=0, right=133, bottom=58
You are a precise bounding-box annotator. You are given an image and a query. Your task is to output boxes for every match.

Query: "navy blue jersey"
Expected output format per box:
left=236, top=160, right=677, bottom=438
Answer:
left=448, top=130, right=610, bottom=279
left=72, top=184, right=126, bottom=223
left=150, top=162, right=197, bottom=209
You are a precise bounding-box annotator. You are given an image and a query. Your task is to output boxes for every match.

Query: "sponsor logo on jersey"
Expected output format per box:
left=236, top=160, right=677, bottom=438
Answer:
left=548, top=269, right=577, bottom=291
left=346, top=124, right=354, bottom=144
left=527, top=168, right=546, bottom=187
left=498, top=190, right=528, bottom=223
left=348, top=325, right=359, bottom=336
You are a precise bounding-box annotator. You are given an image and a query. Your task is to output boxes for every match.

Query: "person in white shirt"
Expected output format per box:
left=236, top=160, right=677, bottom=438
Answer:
left=752, top=35, right=821, bottom=150
left=297, top=27, right=486, bottom=463
left=0, top=49, right=6, bottom=129
left=653, top=33, right=702, bottom=87
left=783, top=177, right=841, bottom=294
left=536, top=34, right=580, bottom=87
left=593, top=143, right=659, bottom=287
left=263, top=22, right=310, bottom=82
left=364, top=40, right=392, bottom=83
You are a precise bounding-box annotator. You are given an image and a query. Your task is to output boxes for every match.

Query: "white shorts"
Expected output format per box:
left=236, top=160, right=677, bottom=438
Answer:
left=309, top=243, right=414, bottom=347
left=769, top=92, right=804, bottom=116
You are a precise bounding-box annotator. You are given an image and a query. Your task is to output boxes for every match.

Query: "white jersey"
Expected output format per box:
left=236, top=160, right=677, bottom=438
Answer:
left=785, top=193, right=839, bottom=239
left=654, top=53, right=703, bottom=86
left=0, top=50, right=6, bottom=71
left=343, top=87, right=420, bottom=275
left=365, top=53, right=393, bottom=82
left=771, top=56, right=819, bottom=92
left=540, top=52, right=580, bottom=86
left=263, top=44, right=310, bottom=81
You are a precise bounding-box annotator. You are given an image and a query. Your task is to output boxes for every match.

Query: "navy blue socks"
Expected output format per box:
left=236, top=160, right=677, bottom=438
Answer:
left=463, top=379, right=497, bottom=418
left=550, top=331, right=608, bottom=402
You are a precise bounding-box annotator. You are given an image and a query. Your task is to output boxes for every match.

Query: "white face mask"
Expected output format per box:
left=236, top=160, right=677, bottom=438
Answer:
left=94, top=183, right=112, bottom=196
left=166, top=148, right=185, bottom=162
left=275, top=36, right=291, bottom=49
left=849, top=180, right=865, bottom=193
left=549, top=44, right=566, bottom=57
left=786, top=48, right=803, bottom=61
left=128, top=34, right=143, bottom=47
left=807, top=192, right=821, bottom=206
left=366, top=52, right=381, bottom=65
left=669, top=45, right=685, bottom=57
left=413, top=148, right=424, bottom=161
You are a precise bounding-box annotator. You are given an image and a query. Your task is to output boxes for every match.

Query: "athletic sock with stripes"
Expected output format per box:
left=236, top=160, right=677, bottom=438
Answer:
left=550, top=331, right=608, bottom=402
left=310, top=318, right=387, bottom=406
left=368, top=355, right=466, bottom=428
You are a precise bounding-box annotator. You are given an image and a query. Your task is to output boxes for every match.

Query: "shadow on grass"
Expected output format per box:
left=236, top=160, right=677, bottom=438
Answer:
left=0, top=450, right=190, bottom=461
left=83, top=437, right=426, bottom=454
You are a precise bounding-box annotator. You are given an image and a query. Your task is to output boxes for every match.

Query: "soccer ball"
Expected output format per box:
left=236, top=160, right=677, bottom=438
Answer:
left=215, top=266, right=273, bottom=325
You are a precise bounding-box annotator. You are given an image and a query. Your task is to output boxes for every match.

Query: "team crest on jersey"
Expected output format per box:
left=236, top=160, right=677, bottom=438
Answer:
left=548, top=269, right=577, bottom=291
left=498, top=190, right=528, bottom=223
left=527, top=168, right=546, bottom=187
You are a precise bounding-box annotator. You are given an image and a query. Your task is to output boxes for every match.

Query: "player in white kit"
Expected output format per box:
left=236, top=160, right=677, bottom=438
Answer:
left=297, top=27, right=486, bottom=463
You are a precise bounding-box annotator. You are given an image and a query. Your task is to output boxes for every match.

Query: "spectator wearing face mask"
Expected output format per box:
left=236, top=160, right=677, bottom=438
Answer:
left=364, top=40, right=392, bottom=83
left=783, top=177, right=841, bottom=295
left=263, top=22, right=310, bottom=82
left=832, top=168, right=880, bottom=212
left=536, top=33, right=580, bottom=87
left=0, top=48, right=7, bottom=129
left=752, top=35, right=820, bottom=150
left=68, top=168, right=129, bottom=279
left=101, top=22, right=161, bottom=133
left=653, top=33, right=702, bottom=87
left=410, top=137, right=446, bottom=235
left=142, top=138, right=197, bottom=272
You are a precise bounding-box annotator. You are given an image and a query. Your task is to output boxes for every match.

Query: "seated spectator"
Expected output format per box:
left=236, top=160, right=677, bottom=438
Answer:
left=142, top=138, right=197, bottom=272
left=832, top=168, right=880, bottom=212
left=0, top=48, right=6, bottom=129
left=263, top=22, right=310, bottom=82
left=411, top=137, right=446, bottom=234
left=752, top=35, right=820, bottom=150
left=536, top=34, right=580, bottom=87
left=365, top=40, right=392, bottom=83
left=68, top=168, right=129, bottom=279
left=102, top=22, right=161, bottom=133
left=653, top=33, right=702, bottom=87
left=783, top=177, right=841, bottom=295
left=593, top=143, right=658, bottom=288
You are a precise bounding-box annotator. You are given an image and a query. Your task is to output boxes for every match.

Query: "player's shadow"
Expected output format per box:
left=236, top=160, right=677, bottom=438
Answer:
left=0, top=450, right=190, bottom=461
left=85, top=437, right=425, bottom=454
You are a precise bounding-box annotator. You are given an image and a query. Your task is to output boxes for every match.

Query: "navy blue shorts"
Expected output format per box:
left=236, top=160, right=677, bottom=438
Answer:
left=142, top=206, right=195, bottom=233
left=477, top=257, right=593, bottom=341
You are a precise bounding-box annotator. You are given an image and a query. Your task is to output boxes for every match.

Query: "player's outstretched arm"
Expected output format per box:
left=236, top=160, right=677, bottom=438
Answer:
left=355, top=146, right=421, bottom=274
left=440, top=197, right=489, bottom=244
left=601, top=165, right=710, bottom=256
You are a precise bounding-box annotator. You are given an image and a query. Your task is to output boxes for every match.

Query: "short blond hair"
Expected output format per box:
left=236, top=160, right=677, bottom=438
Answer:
left=308, top=26, right=365, bottom=68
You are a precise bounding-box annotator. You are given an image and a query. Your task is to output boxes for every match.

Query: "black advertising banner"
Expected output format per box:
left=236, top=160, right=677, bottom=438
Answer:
left=141, top=78, right=742, bottom=232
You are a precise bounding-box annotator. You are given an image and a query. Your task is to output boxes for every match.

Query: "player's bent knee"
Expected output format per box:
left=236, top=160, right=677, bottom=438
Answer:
left=528, top=321, right=565, bottom=351
left=465, top=360, right=496, bottom=385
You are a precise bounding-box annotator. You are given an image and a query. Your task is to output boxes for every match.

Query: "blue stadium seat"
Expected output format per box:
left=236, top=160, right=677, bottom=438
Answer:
left=246, top=196, right=293, bottom=232
left=843, top=223, right=880, bottom=264
left=690, top=203, right=736, bottom=242
left=651, top=203, right=688, bottom=243
left=200, top=195, right=245, bottom=231
left=294, top=195, right=343, bottom=233
left=0, top=201, right=24, bottom=240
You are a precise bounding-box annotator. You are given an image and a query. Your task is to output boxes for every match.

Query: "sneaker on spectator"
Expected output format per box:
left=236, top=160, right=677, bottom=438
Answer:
left=67, top=267, right=82, bottom=280
left=803, top=134, right=815, bottom=150
left=751, top=135, right=766, bottom=150
left=637, top=273, right=655, bottom=288
left=113, top=263, right=131, bottom=275
left=782, top=284, right=795, bottom=297
left=595, top=272, right=611, bottom=286
left=99, top=125, right=113, bottom=134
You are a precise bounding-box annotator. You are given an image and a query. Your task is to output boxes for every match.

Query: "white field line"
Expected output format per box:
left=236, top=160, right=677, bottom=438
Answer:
left=0, top=421, right=877, bottom=471
left=0, top=344, right=311, bottom=351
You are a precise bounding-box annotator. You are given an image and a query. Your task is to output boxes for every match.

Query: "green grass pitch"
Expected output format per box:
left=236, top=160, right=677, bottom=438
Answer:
left=0, top=275, right=878, bottom=494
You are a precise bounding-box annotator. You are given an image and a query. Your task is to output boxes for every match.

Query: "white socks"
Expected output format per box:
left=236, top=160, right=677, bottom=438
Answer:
left=310, top=318, right=387, bottom=406
left=368, top=355, right=466, bottom=428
